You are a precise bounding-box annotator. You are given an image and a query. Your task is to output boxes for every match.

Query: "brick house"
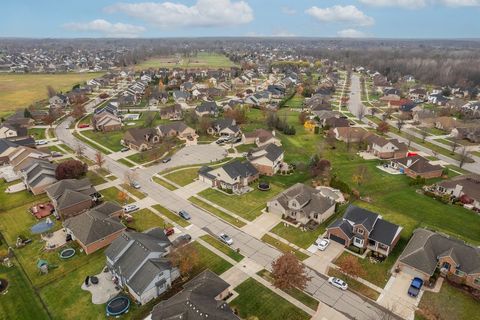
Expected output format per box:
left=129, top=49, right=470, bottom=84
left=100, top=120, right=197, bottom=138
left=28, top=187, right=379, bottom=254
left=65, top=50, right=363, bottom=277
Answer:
left=198, top=160, right=259, bottom=193
left=63, top=201, right=125, bottom=254
left=390, top=155, right=443, bottom=179
left=365, top=135, right=408, bottom=159
left=326, top=205, right=402, bottom=257
left=247, top=143, right=284, bottom=176
left=122, top=128, right=161, bottom=151
left=397, top=228, right=480, bottom=290
left=242, top=129, right=281, bottom=147
left=157, top=122, right=196, bottom=139
left=92, top=111, right=122, bottom=132
left=267, top=183, right=336, bottom=225
left=433, top=174, right=480, bottom=210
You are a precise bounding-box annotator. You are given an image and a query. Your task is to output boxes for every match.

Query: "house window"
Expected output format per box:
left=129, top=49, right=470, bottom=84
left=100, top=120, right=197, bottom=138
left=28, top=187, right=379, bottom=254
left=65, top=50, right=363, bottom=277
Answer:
left=356, top=228, right=364, bottom=235
left=474, top=277, right=480, bottom=285
left=353, top=237, right=364, bottom=247
left=313, top=213, right=318, bottom=219
left=455, top=269, right=466, bottom=277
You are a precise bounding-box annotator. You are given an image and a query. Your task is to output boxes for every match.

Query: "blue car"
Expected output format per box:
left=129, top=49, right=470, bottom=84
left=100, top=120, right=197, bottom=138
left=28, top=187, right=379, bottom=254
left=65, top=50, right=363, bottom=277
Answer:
left=178, top=210, right=191, bottom=220
left=407, top=277, right=423, bottom=297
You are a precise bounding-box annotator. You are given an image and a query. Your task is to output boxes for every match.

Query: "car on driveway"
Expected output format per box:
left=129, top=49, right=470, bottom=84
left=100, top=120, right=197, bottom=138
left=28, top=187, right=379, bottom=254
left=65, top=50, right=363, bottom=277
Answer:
left=218, top=233, right=233, bottom=245
left=120, top=147, right=130, bottom=152
left=172, top=234, right=192, bottom=247
left=407, top=277, right=423, bottom=297
left=131, top=181, right=141, bottom=189
left=35, top=140, right=47, bottom=145
left=123, top=204, right=139, bottom=213
left=162, top=157, right=171, bottom=163
left=78, top=124, right=90, bottom=128
left=315, top=238, right=330, bottom=251
left=178, top=210, right=191, bottom=220
left=328, top=277, right=348, bottom=290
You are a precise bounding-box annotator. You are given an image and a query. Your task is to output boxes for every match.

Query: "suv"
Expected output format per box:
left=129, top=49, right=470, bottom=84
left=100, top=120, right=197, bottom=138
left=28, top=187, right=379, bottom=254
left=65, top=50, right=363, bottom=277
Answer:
left=172, top=234, right=192, bottom=247
left=178, top=210, right=191, bottom=220
left=407, top=277, right=423, bottom=297
left=123, top=204, right=139, bottom=213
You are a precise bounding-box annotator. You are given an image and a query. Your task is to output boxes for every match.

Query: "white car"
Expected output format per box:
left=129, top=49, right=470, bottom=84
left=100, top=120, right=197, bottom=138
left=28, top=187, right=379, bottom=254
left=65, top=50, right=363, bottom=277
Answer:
left=218, top=233, right=233, bottom=245
left=123, top=204, right=139, bottom=213
left=328, top=277, right=348, bottom=291
left=35, top=140, right=47, bottom=145
left=315, top=238, right=330, bottom=251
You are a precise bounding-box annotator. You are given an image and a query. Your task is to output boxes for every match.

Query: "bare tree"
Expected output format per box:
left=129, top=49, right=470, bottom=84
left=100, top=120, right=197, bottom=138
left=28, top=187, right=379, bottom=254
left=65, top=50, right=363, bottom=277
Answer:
left=396, top=118, right=405, bottom=132
left=271, top=252, right=311, bottom=291
left=75, top=143, right=85, bottom=157
left=124, top=170, right=138, bottom=186
left=47, top=85, right=57, bottom=98
left=357, top=104, right=367, bottom=122
left=419, top=128, right=428, bottom=143
left=450, top=136, right=459, bottom=154
left=143, top=112, right=156, bottom=128
left=458, top=147, right=470, bottom=168
left=169, top=244, right=199, bottom=279
left=94, top=151, right=105, bottom=169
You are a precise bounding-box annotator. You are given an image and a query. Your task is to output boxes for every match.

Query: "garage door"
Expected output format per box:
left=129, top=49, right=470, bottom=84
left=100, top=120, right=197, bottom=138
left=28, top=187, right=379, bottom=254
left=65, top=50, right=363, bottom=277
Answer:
left=329, top=234, right=346, bottom=246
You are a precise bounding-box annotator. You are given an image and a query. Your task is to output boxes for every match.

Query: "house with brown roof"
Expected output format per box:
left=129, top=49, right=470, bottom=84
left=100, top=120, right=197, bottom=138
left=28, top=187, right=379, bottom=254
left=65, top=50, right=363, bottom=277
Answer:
left=267, top=183, right=336, bottom=225
left=390, top=155, right=443, bottom=179
left=365, top=135, right=408, bottom=159
left=92, top=112, right=122, bottom=132
left=8, top=146, right=50, bottom=173
left=242, top=129, right=281, bottom=147
left=331, top=127, right=371, bottom=143
left=64, top=201, right=125, bottom=254
left=434, top=174, right=480, bottom=210
left=45, top=178, right=97, bottom=219
left=157, top=122, right=195, bottom=139
left=122, top=128, right=160, bottom=151
left=451, top=126, right=480, bottom=143
left=433, top=117, right=458, bottom=131
left=160, top=104, right=182, bottom=120
left=326, top=205, right=402, bottom=257
left=397, top=228, right=480, bottom=290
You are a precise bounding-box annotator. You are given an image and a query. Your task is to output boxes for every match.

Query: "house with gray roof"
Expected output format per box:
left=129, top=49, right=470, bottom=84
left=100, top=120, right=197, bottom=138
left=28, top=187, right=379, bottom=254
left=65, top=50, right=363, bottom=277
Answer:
left=267, top=183, right=336, bottom=225
left=207, top=118, right=241, bottom=137
left=390, top=155, right=443, bottom=179
left=247, top=143, right=284, bottom=176
left=151, top=269, right=238, bottom=320
left=157, top=121, right=195, bottom=139
left=198, top=160, right=259, bottom=194
left=122, top=128, right=160, bottom=151
left=105, top=228, right=179, bottom=304
left=21, top=159, right=57, bottom=195
left=64, top=201, right=125, bottom=254
left=397, top=228, right=480, bottom=290
left=45, top=178, right=96, bottom=219
left=195, top=101, right=219, bottom=117
left=326, top=205, right=402, bottom=257
left=433, top=174, right=480, bottom=210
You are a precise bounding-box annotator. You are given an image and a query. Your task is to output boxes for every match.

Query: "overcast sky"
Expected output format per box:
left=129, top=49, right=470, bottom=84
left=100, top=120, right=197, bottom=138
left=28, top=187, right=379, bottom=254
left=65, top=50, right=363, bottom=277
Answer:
left=2, top=0, right=480, bottom=39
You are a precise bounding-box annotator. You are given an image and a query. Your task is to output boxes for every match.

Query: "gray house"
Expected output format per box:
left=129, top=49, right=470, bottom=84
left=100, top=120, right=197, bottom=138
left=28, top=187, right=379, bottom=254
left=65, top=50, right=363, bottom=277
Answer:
left=105, top=228, right=180, bottom=304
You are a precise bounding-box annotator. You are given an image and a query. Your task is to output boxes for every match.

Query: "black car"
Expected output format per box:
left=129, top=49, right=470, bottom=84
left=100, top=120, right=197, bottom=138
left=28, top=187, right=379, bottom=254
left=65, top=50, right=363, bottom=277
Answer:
left=172, top=234, right=192, bottom=247
left=162, top=157, right=171, bottom=163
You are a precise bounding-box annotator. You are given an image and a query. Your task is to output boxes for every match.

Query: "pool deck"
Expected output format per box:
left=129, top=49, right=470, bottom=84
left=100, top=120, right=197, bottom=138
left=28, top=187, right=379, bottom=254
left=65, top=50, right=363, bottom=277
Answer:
left=82, top=270, right=121, bottom=304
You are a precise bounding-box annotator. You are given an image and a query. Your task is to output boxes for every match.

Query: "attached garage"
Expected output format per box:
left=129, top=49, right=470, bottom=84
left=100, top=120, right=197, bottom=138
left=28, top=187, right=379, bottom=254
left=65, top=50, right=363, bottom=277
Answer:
left=329, top=234, right=346, bottom=246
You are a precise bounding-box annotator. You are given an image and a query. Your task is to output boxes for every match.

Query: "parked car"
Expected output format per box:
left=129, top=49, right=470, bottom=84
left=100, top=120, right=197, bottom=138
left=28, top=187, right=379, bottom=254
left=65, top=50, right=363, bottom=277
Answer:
left=120, top=147, right=130, bottom=152
left=407, top=277, right=423, bottom=297
left=178, top=210, right=191, bottom=220
left=162, top=157, right=171, bottom=163
left=328, top=277, right=348, bottom=290
left=172, top=234, right=192, bottom=247
left=78, top=124, right=90, bottom=128
left=315, top=238, right=330, bottom=251
left=164, top=227, right=175, bottom=236
left=131, top=181, right=141, bottom=189
left=123, top=204, right=139, bottom=213
left=218, top=233, right=233, bottom=245
left=51, top=151, right=63, bottom=158
left=35, top=140, right=47, bottom=145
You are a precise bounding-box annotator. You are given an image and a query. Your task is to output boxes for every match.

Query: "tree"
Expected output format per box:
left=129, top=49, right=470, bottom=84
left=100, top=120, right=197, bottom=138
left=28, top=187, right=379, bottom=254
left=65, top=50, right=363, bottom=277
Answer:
left=44, top=113, right=55, bottom=128
left=55, top=159, right=88, bottom=180
left=71, top=104, right=86, bottom=120
left=419, top=128, right=428, bottom=143
left=23, top=108, right=32, bottom=119
left=357, top=104, right=367, bottom=122
left=117, top=191, right=128, bottom=204
left=337, top=254, right=366, bottom=278
left=124, top=170, right=138, bottom=186
left=198, top=116, right=212, bottom=135
left=298, top=112, right=308, bottom=125
left=46, top=85, right=57, bottom=98
left=75, top=143, right=85, bottom=157
left=458, top=147, right=470, bottom=168
left=325, top=131, right=337, bottom=149
left=352, top=165, right=368, bottom=186
left=450, top=136, right=459, bottom=154
left=169, top=244, right=199, bottom=278
left=94, top=151, right=105, bottom=169
left=396, top=117, right=405, bottom=132
left=271, top=252, right=311, bottom=291
left=376, top=121, right=390, bottom=135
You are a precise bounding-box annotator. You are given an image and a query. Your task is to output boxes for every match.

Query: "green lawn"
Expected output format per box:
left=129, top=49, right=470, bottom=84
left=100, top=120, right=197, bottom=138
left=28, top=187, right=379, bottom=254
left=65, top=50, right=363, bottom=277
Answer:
left=152, top=204, right=190, bottom=227
left=134, top=52, right=237, bottom=70
left=72, top=132, right=112, bottom=154
left=327, top=268, right=380, bottom=301
left=285, top=94, right=305, bottom=108
left=189, top=197, right=246, bottom=228
left=152, top=176, right=178, bottom=191
left=86, top=170, right=107, bottom=186
left=81, top=130, right=123, bottom=152
left=235, top=143, right=256, bottom=153
left=164, top=168, right=198, bottom=186
left=190, top=242, right=233, bottom=275
left=257, top=269, right=319, bottom=311
left=126, top=208, right=171, bottom=232
left=230, top=278, right=310, bottom=320
left=118, top=158, right=135, bottom=167
left=58, top=143, right=74, bottom=154
left=416, top=283, right=480, bottom=320
left=0, top=180, right=47, bottom=211
left=261, top=234, right=309, bottom=261
left=28, top=127, right=46, bottom=140
left=198, top=183, right=283, bottom=221
left=199, top=235, right=244, bottom=262
left=99, top=187, right=133, bottom=205
left=121, top=184, right=147, bottom=200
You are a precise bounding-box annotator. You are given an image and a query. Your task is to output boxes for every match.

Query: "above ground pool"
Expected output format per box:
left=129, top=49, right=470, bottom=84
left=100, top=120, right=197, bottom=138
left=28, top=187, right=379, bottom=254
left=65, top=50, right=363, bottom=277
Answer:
left=106, top=296, right=130, bottom=317
left=59, top=248, right=76, bottom=259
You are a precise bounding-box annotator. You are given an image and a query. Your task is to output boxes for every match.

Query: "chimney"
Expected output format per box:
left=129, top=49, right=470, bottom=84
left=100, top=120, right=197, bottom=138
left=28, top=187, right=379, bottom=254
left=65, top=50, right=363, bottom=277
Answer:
left=272, top=130, right=276, bottom=137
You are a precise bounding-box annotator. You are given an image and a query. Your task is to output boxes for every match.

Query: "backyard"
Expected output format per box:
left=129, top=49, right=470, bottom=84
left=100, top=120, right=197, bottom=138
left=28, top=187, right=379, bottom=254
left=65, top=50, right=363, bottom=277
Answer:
left=134, top=52, right=237, bottom=70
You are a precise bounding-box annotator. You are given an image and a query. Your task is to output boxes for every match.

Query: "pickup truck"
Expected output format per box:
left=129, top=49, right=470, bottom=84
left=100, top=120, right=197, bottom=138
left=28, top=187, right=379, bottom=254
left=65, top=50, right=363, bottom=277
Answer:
left=407, top=277, right=423, bottom=297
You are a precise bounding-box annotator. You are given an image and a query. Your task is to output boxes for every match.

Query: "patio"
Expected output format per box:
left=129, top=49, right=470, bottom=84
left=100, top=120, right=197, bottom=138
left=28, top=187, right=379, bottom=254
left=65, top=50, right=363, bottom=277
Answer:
left=30, top=203, right=55, bottom=219
left=81, top=269, right=121, bottom=304
left=41, top=228, right=68, bottom=250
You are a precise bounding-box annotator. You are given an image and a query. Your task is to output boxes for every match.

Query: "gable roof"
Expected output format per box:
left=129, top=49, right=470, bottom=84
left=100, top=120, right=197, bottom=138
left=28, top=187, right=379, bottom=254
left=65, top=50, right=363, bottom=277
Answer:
left=394, top=155, right=443, bottom=174
left=45, top=178, right=96, bottom=209
left=248, top=143, right=284, bottom=163
left=221, top=160, right=258, bottom=180
left=343, top=205, right=379, bottom=232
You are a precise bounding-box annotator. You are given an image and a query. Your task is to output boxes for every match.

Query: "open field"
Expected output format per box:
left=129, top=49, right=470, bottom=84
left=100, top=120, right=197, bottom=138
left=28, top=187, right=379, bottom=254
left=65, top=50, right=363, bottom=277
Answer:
left=0, top=72, right=103, bottom=112
left=134, top=52, right=237, bottom=70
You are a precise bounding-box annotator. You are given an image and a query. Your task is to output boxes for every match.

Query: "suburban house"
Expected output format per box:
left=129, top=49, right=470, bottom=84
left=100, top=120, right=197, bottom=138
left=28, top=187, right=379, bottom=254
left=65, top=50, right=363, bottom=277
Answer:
left=433, top=174, right=480, bottom=210
left=323, top=117, right=350, bottom=129
left=267, top=183, right=336, bottom=225
left=247, top=143, right=284, bottom=176
left=157, top=122, right=195, bottom=139
left=105, top=228, right=179, bottom=304
left=8, top=146, right=49, bottom=173
left=198, top=160, right=259, bottom=193
left=150, top=91, right=169, bottom=106
left=408, top=88, right=427, bottom=101
left=0, top=123, right=27, bottom=139
left=160, top=104, right=183, bottom=120
left=151, top=270, right=238, bottom=320
left=49, top=94, right=70, bottom=108
left=63, top=201, right=125, bottom=254
left=326, top=205, right=402, bottom=256
left=21, top=160, right=57, bottom=195
left=390, top=155, right=443, bottom=179
left=451, top=126, right=480, bottom=143
left=397, top=228, right=480, bottom=290
left=173, top=90, right=191, bottom=103
left=195, top=101, right=219, bottom=117
left=208, top=118, right=241, bottom=137
left=365, top=135, right=408, bottom=159
left=95, top=102, right=118, bottom=116
left=92, top=111, right=122, bottom=132
left=242, top=129, right=281, bottom=147
left=45, top=178, right=97, bottom=219
left=122, top=128, right=160, bottom=151
left=331, top=127, right=371, bottom=143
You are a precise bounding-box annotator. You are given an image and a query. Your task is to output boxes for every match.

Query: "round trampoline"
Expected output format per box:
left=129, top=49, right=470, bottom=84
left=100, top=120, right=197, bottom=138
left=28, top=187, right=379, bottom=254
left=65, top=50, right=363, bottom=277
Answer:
left=59, top=248, right=76, bottom=259
left=0, top=278, right=8, bottom=294
left=258, top=182, right=270, bottom=191
left=106, top=296, right=130, bottom=316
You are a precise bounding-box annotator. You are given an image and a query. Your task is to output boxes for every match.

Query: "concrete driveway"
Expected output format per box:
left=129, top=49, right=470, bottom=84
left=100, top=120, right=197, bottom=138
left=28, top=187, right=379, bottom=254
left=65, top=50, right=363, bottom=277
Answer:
left=378, top=272, right=422, bottom=320
left=173, top=181, right=210, bottom=199
left=305, top=241, right=345, bottom=273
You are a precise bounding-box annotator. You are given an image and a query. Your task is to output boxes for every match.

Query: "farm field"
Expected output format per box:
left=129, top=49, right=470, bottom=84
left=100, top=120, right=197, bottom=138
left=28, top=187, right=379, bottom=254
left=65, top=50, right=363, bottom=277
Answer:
left=134, top=52, right=237, bottom=70
left=0, top=72, right=103, bottom=113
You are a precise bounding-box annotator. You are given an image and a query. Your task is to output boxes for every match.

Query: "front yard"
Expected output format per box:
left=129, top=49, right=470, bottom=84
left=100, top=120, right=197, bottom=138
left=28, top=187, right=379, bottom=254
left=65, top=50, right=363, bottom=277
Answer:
left=164, top=167, right=199, bottom=187
left=99, top=186, right=134, bottom=205
left=126, top=208, right=171, bottom=232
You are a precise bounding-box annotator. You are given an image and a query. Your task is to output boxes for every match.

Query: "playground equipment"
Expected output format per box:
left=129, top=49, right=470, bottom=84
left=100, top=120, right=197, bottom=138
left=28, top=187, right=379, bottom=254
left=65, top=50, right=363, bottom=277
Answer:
left=59, top=248, right=76, bottom=259
left=106, top=296, right=130, bottom=316
left=37, top=259, right=58, bottom=274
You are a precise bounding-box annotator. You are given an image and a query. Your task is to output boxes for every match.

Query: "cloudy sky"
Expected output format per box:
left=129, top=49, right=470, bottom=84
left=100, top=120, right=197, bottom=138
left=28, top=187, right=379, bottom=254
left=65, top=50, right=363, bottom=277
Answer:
left=2, top=0, right=480, bottom=38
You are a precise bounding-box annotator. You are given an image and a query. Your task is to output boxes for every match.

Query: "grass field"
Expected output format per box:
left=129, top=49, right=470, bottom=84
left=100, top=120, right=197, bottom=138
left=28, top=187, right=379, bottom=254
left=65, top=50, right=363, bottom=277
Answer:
left=199, top=235, right=244, bottom=262
left=152, top=176, right=178, bottom=190
left=163, top=168, right=198, bottom=186
left=189, top=197, right=246, bottom=228
left=285, top=94, right=305, bottom=108
left=152, top=204, right=190, bottom=227
left=126, top=208, right=171, bottom=232
left=0, top=73, right=103, bottom=112
left=261, top=234, right=309, bottom=261
left=230, top=278, right=310, bottom=320
left=190, top=242, right=233, bottom=275
left=134, top=52, right=237, bottom=70
left=327, top=268, right=380, bottom=300
left=99, top=186, right=133, bottom=205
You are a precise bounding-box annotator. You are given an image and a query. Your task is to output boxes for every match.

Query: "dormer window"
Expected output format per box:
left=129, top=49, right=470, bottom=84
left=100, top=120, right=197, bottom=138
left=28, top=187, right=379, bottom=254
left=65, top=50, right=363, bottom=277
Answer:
left=356, top=228, right=364, bottom=235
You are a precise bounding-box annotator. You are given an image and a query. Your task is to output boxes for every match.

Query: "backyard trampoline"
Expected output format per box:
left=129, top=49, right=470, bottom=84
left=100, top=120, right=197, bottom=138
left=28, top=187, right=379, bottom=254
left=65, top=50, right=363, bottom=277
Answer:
left=59, top=248, right=76, bottom=259
left=0, top=278, right=8, bottom=294
left=106, top=296, right=130, bottom=316
left=258, top=182, right=271, bottom=191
